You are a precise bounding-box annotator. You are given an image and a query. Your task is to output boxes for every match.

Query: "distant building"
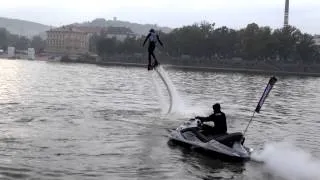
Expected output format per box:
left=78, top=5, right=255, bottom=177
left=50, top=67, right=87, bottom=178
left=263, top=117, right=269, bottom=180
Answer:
left=105, top=26, right=136, bottom=42
left=76, top=26, right=107, bottom=36
left=64, top=25, right=137, bottom=42
left=45, top=26, right=90, bottom=55
left=28, top=48, right=35, bottom=60
left=45, top=25, right=137, bottom=55
left=8, top=47, right=15, bottom=58
left=314, top=35, right=320, bottom=46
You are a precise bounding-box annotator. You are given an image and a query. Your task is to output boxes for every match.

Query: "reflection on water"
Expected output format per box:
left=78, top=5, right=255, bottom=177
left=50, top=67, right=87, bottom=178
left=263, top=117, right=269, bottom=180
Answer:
left=0, top=59, right=319, bottom=180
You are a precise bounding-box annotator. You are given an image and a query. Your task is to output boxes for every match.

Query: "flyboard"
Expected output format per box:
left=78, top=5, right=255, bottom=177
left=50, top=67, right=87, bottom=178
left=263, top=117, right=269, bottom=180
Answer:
left=149, top=64, right=173, bottom=114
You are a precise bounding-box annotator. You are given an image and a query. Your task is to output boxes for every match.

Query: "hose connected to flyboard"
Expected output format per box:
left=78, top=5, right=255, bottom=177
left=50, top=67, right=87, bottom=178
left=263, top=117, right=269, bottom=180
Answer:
left=154, top=66, right=173, bottom=114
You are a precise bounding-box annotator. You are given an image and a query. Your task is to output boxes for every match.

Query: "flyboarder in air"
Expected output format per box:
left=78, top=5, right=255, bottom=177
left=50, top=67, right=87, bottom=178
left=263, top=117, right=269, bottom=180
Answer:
left=143, top=29, right=164, bottom=70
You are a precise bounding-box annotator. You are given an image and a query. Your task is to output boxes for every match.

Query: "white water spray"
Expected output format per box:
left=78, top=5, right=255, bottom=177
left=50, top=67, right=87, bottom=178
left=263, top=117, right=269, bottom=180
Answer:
left=153, top=66, right=207, bottom=117
left=156, top=66, right=184, bottom=113
left=151, top=71, right=167, bottom=113
left=251, top=142, right=320, bottom=180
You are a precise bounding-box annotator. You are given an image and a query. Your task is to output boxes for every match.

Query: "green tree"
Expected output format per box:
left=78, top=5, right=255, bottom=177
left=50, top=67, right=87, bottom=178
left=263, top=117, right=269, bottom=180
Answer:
left=14, top=36, right=31, bottom=50
left=31, top=36, right=46, bottom=53
left=97, top=37, right=118, bottom=57
left=94, top=22, right=319, bottom=65
left=296, top=33, right=317, bottom=64
left=0, top=28, right=9, bottom=49
left=273, top=26, right=301, bottom=62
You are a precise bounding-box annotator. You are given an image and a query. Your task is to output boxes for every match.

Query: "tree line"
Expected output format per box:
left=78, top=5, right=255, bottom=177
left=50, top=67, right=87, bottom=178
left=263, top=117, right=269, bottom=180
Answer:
left=94, top=22, right=320, bottom=64
left=1, top=22, right=319, bottom=64
left=0, top=28, right=46, bottom=53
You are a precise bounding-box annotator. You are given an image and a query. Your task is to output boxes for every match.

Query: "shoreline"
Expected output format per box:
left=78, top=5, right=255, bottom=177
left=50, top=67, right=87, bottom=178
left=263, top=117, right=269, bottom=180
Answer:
left=2, top=58, right=320, bottom=77
left=95, top=61, right=320, bottom=77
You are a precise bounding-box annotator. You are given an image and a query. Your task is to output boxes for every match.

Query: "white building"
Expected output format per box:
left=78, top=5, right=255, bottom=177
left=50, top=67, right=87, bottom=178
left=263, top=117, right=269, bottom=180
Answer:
left=105, top=26, right=136, bottom=42
left=314, top=35, right=320, bottom=46
left=46, top=26, right=90, bottom=55
left=8, top=47, right=15, bottom=58
left=28, top=48, right=35, bottom=60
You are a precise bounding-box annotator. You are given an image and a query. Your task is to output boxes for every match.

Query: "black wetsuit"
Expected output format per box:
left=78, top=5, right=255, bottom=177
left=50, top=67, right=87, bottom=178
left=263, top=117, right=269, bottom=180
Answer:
left=143, top=32, right=163, bottom=66
left=197, top=111, right=227, bottom=135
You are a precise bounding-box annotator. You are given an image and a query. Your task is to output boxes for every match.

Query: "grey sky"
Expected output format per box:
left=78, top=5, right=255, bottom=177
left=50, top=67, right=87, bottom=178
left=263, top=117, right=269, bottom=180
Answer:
left=0, top=0, right=319, bottom=34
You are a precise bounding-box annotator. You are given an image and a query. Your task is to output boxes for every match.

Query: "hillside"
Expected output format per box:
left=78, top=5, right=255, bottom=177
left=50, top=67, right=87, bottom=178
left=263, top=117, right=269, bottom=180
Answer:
left=0, top=17, right=172, bottom=39
left=0, top=17, right=52, bottom=38
left=77, top=18, right=172, bottom=35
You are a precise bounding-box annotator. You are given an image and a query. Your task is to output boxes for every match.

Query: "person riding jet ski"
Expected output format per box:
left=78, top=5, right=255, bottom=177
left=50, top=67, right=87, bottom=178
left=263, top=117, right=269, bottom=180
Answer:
left=196, top=103, right=227, bottom=135
left=168, top=103, right=252, bottom=160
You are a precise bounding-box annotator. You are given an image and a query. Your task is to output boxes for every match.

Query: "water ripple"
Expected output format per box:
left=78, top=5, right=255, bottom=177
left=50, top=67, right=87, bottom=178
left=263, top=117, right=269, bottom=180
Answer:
left=0, top=60, right=319, bottom=180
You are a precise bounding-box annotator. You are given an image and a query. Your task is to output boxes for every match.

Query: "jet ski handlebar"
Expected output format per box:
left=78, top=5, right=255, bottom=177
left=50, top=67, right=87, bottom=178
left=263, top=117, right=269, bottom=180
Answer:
left=178, top=118, right=203, bottom=132
left=189, top=118, right=203, bottom=127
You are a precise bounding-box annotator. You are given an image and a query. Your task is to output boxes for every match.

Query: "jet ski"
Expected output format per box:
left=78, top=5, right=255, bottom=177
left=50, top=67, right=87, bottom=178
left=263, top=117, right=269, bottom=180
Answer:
left=168, top=77, right=278, bottom=161
left=168, top=118, right=253, bottom=161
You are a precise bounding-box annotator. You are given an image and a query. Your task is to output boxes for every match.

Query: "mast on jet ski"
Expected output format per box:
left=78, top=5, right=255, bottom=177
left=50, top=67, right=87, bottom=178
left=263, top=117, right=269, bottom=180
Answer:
left=243, top=77, right=277, bottom=135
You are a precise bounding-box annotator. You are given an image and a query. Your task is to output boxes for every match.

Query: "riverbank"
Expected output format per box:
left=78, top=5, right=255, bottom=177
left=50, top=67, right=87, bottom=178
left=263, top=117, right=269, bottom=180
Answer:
left=57, top=55, right=320, bottom=77
left=166, top=64, right=320, bottom=77
left=96, top=61, right=319, bottom=77
left=2, top=57, right=319, bottom=77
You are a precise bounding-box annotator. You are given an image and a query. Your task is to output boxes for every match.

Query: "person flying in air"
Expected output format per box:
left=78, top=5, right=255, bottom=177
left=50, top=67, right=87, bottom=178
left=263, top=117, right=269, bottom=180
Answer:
left=143, top=29, right=163, bottom=70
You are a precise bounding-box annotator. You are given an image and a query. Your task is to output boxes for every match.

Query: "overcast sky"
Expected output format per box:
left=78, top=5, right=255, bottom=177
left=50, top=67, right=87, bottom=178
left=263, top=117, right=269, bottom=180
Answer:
left=0, top=0, right=319, bottom=34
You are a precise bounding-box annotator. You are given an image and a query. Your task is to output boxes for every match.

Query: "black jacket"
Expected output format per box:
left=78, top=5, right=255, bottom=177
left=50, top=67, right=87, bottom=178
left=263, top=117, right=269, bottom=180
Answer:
left=197, top=111, right=227, bottom=134
left=143, top=32, right=163, bottom=47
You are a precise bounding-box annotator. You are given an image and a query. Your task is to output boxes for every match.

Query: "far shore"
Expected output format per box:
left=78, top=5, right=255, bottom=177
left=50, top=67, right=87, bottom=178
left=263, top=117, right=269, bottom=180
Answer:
left=92, top=61, right=320, bottom=77
left=2, top=57, right=320, bottom=77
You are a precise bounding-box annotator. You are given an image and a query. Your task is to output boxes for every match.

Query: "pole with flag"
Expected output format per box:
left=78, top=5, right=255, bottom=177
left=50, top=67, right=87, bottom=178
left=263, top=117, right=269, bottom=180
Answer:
left=243, top=76, right=277, bottom=135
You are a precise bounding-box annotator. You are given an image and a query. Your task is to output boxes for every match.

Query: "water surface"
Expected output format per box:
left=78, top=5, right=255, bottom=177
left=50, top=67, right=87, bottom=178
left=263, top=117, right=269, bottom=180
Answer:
left=0, top=59, right=319, bottom=180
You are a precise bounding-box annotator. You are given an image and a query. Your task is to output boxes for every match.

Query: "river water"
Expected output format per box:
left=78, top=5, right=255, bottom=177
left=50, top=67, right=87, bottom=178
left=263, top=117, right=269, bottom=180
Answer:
left=0, top=59, right=320, bottom=180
